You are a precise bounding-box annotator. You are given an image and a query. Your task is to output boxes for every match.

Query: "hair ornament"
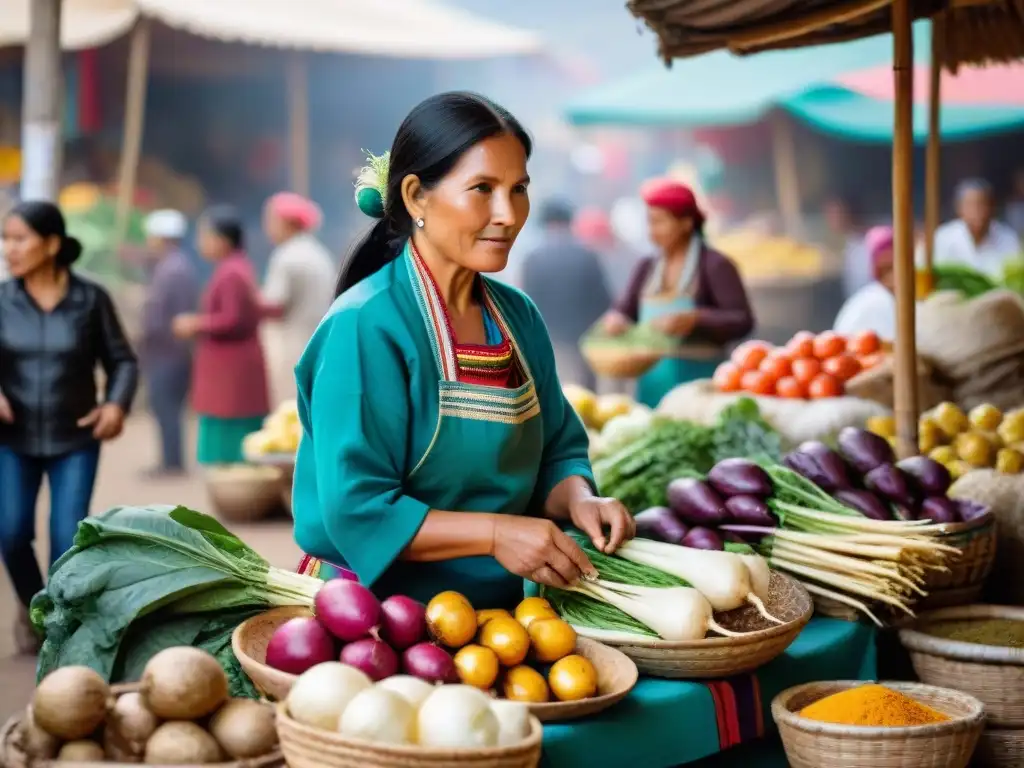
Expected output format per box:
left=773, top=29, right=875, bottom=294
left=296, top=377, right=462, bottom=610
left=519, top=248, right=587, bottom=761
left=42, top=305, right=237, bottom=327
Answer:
left=354, top=150, right=390, bottom=219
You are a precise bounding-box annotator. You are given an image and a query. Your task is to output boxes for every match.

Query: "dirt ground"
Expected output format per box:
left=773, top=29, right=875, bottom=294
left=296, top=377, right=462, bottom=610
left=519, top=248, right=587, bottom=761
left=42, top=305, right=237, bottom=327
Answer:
left=0, top=414, right=300, bottom=724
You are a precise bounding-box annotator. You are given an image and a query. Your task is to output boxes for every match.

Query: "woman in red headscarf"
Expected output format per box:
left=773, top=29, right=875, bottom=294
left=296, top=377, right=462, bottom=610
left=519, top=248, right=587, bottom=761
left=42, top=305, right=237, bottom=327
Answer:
left=602, top=178, right=755, bottom=407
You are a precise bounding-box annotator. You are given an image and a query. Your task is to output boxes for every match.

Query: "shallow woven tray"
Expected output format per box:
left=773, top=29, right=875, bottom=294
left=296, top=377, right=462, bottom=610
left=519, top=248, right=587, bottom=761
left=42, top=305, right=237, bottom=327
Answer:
left=0, top=683, right=284, bottom=768
left=581, top=345, right=663, bottom=379
left=205, top=465, right=284, bottom=523
left=916, top=514, right=997, bottom=611
left=233, top=607, right=637, bottom=722
left=276, top=703, right=542, bottom=768
left=572, top=571, right=812, bottom=678
left=899, top=605, right=1024, bottom=728
left=772, top=680, right=985, bottom=768
left=973, top=727, right=1024, bottom=767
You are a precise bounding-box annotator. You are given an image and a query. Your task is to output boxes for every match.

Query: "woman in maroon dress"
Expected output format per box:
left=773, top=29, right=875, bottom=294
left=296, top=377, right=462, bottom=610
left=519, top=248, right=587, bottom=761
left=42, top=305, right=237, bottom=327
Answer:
left=172, top=206, right=270, bottom=464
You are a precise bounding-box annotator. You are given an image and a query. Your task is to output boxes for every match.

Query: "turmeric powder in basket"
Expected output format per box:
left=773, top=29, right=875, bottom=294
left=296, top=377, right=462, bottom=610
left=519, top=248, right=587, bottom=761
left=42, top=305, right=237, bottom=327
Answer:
left=799, top=684, right=950, bottom=727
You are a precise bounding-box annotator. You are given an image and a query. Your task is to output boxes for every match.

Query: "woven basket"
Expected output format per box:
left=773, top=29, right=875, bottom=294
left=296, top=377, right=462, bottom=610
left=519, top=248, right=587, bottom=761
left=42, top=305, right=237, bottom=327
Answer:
left=973, top=727, right=1024, bottom=767
left=574, top=571, right=812, bottom=678
left=0, top=684, right=284, bottom=768
left=581, top=345, right=663, bottom=379
left=205, top=465, right=284, bottom=523
left=276, top=703, right=542, bottom=768
left=916, top=514, right=997, bottom=610
left=772, top=680, right=985, bottom=768
left=898, top=605, right=1024, bottom=728
left=811, top=593, right=865, bottom=623
left=234, top=607, right=638, bottom=722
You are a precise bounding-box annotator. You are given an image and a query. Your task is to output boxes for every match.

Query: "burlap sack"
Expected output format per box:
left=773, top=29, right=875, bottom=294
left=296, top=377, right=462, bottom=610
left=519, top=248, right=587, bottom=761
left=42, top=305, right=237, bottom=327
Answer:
left=949, top=470, right=1024, bottom=606
left=844, top=354, right=952, bottom=412
left=916, top=290, right=1024, bottom=377
left=952, top=356, right=1024, bottom=412
left=656, top=379, right=889, bottom=446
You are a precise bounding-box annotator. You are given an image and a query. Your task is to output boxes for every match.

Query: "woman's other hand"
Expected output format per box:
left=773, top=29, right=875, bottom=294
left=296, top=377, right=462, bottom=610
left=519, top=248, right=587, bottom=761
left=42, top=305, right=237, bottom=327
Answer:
left=78, top=403, right=125, bottom=440
left=602, top=311, right=632, bottom=336
left=492, top=516, right=597, bottom=588
left=570, top=496, right=635, bottom=554
left=651, top=311, right=697, bottom=337
left=171, top=313, right=202, bottom=339
left=0, top=391, right=13, bottom=423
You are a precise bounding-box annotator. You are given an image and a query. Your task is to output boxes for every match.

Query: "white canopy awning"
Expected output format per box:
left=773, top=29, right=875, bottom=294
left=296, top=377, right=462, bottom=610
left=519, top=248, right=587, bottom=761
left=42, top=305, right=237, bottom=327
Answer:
left=0, top=0, right=543, bottom=58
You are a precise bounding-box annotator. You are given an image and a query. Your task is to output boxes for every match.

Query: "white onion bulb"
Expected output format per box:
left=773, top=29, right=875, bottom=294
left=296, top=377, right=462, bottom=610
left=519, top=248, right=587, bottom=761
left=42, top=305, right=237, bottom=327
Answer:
left=416, top=685, right=499, bottom=749
left=286, top=662, right=371, bottom=730
left=339, top=688, right=415, bottom=745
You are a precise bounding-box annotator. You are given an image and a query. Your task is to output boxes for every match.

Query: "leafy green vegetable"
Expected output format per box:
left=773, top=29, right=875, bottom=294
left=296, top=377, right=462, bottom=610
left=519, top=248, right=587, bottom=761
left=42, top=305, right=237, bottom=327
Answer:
left=1001, top=258, right=1024, bottom=295
left=32, top=505, right=321, bottom=684
left=932, top=263, right=998, bottom=298
left=581, top=322, right=679, bottom=352
left=711, top=397, right=784, bottom=465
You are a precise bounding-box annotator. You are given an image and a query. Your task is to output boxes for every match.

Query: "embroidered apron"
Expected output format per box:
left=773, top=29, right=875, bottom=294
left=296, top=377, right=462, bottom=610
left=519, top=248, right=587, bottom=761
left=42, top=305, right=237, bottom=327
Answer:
left=298, top=253, right=545, bottom=610
left=636, top=245, right=723, bottom=408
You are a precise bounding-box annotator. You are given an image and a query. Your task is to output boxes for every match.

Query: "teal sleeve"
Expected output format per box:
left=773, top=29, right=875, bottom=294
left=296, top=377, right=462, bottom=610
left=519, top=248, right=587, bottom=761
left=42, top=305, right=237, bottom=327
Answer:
left=300, top=310, right=431, bottom=587
left=526, top=302, right=596, bottom=507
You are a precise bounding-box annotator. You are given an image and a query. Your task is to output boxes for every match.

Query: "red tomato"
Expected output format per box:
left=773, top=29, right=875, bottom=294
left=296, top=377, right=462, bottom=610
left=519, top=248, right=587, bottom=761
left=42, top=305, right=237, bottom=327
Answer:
left=787, top=331, right=815, bottom=358
left=858, top=352, right=885, bottom=371
left=731, top=340, right=772, bottom=372
left=740, top=370, right=775, bottom=396
left=791, top=357, right=822, bottom=384
left=822, top=353, right=862, bottom=382
left=813, top=332, right=846, bottom=359
left=713, top=361, right=743, bottom=392
left=808, top=373, right=843, bottom=399
left=848, top=330, right=881, bottom=356
left=760, top=353, right=793, bottom=380
left=775, top=376, right=808, bottom=399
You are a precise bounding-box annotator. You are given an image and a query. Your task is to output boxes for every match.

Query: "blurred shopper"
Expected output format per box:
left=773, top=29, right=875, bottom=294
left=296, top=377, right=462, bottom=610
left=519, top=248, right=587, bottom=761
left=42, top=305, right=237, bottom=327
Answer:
left=260, top=192, right=336, bottom=403
left=1005, top=169, right=1024, bottom=240
left=140, top=210, right=199, bottom=477
left=521, top=199, right=611, bottom=389
left=173, top=206, right=269, bottom=466
left=0, top=200, right=137, bottom=652
left=833, top=226, right=896, bottom=340
left=601, top=179, right=754, bottom=408
left=823, top=195, right=870, bottom=299
left=933, top=179, right=1021, bottom=277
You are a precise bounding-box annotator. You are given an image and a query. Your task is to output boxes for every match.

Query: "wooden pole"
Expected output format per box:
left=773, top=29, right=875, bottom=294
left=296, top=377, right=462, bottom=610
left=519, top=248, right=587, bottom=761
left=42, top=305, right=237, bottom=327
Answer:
left=20, top=0, right=63, bottom=202
left=113, top=18, right=152, bottom=253
left=891, top=0, right=919, bottom=459
left=771, top=111, right=804, bottom=238
left=923, top=17, right=944, bottom=282
left=287, top=52, right=310, bottom=197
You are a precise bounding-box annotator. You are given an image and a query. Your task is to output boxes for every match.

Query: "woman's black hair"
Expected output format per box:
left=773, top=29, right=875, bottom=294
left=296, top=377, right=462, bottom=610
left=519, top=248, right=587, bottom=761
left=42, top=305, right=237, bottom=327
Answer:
left=335, top=91, right=532, bottom=297
left=9, top=200, right=83, bottom=268
left=201, top=204, right=245, bottom=250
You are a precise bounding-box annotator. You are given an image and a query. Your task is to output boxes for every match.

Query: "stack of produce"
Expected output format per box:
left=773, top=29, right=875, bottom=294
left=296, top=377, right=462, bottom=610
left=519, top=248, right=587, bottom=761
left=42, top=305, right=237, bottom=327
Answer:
left=593, top=398, right=782, bottom=513
left=619, top=438, right=964, bottom=624
left=284, top=662, right=534, bottom=749
left=542, top=534, right=779, bottom=643
left=562, top=386, right=653, bottom=460
left=17, top=648, right=277, bottom=764
left=708, top=232, right=825, bottom=283
left=867, top=402, right=1024, bottom=478
left=244, top=399, right=302, bottom=457
left=713, top=332, right=885, bottom=400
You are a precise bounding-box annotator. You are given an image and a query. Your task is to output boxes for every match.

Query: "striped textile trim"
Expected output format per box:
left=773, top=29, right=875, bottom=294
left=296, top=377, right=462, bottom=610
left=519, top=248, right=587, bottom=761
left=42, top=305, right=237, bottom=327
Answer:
left=406, top=244, right=458, bottom=381
left=296, top=554, right=357, bottom=582
left=439, top=381, right=540, bottom=424
left=706, top=675, right=765, bottom=751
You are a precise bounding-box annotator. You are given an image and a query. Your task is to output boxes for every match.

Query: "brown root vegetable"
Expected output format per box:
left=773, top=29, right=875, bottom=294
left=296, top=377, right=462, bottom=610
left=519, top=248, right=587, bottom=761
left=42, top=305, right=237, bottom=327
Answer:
left=141, top=647, right=228, bottom=720
left=209, top=699, right=278, bottom=758
left=57, top=740, right=105, bottom=761
left=108, top=692, right=160, bottom=746
left=18, top=706, right=60, bottom=760
left=32, top=666, right=111, bottom=740
left=104, top=726, right=143, bottom=763
left=144, top=721, right=224, bottom=765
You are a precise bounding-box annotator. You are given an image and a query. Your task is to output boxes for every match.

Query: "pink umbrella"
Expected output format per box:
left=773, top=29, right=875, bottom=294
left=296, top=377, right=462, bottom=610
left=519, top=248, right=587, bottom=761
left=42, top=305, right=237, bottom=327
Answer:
left=835, top=62, right=1024, bottom=106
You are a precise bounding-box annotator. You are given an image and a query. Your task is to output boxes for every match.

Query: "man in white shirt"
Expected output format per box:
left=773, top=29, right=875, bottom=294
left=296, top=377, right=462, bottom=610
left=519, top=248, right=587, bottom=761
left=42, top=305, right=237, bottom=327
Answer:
left=932, top=179, right=1021, bottom=278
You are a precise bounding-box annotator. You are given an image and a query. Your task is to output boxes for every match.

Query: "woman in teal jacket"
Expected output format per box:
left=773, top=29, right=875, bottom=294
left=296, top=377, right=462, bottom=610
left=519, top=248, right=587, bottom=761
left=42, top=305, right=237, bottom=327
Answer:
left=291, top=93, right=634, bottom=609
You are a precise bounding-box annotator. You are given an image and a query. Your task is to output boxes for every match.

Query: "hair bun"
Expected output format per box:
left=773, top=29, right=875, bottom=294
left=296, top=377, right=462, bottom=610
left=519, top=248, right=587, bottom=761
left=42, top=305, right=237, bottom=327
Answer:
left=355, top=187, right=385, bottom=219
left=57, top=235, right=83, bottom=267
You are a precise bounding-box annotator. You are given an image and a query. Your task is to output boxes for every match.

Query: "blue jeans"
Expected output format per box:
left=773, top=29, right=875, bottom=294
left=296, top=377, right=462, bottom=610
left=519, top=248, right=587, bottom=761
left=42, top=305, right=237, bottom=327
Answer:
left=0, top=443, right=100, bottom=607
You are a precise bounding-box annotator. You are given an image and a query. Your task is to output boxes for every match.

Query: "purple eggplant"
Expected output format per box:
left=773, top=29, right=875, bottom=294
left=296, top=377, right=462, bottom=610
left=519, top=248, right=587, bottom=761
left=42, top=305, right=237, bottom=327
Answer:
left=864, top=464, right=916, bottom=507
left=919, top=496, right=959, bottom=524
left=796, top=441, right=855, bottom=491
left=724, top=495, right=776, bottom=526
left=666, top=478, right=729, bottom=526
left=707, top=459, right=773, bottom=498
left=834, top=489, right=892, bottom=521
left=783, top=451, right=835, bottom=490
left=634, top=506, right=688, bottom=544
left=896, top=456, right=952, bottom=497
left=954, top=498, right=991, bottom=523
left=837, top=427, right=895, bottom=475
left=682, top=526, right=724, bottom=551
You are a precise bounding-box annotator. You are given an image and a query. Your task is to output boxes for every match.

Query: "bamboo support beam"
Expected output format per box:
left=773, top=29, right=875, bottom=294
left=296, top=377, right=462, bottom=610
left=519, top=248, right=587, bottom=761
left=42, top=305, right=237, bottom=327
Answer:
left=891, top=0, right=920, bottom=459
left=287, top=52, right=310, bottom=197
left=923, top=18, right=944, bottom=279
left=113, top=18, right=151, bottom=257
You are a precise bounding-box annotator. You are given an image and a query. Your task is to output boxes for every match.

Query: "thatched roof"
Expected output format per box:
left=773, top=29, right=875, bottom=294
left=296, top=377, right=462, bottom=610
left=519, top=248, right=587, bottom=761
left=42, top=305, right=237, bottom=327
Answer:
left=628, top=0, right=1024, bottom=71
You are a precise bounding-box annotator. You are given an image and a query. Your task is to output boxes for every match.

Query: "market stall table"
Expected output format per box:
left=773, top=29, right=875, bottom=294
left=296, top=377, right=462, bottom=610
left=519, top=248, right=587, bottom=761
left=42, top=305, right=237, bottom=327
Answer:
left=540, top=618, right=876, bottom=768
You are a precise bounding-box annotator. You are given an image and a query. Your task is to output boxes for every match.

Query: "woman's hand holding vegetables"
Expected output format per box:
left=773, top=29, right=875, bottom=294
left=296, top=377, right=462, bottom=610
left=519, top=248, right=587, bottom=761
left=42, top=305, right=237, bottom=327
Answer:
left=651, top=311, right=697, bottom=337
left=569, top=496, right=635, bottom=554
left=601, top=311, right=632, bottom=337
left=172, top=313, right=202, bottom=339
left=491, top=516, right=597, bottom=588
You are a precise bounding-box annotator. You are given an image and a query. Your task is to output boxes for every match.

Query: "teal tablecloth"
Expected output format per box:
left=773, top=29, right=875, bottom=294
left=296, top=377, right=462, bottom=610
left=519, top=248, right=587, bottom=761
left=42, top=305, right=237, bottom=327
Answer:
left=540, top=619, right=877, bottom=768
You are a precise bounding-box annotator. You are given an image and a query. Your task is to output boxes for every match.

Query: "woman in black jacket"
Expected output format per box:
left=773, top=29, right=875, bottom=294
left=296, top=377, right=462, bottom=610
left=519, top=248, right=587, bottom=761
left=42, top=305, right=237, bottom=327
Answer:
left=0, top=200, right=138, bottom=653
